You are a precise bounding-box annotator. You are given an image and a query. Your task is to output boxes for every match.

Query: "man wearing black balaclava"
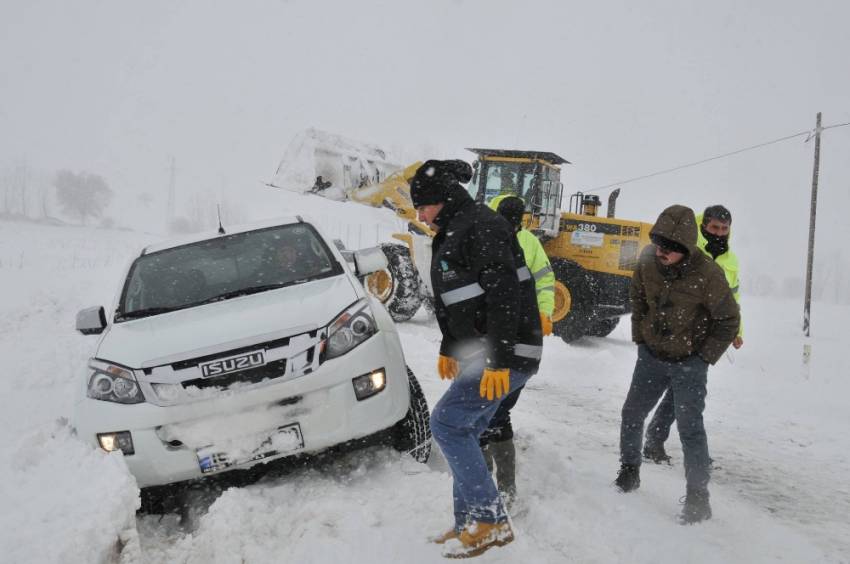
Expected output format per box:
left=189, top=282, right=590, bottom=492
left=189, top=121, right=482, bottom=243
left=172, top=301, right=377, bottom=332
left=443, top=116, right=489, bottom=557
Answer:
left=643, top=205, right=744, bottom=466
left=701, top=205, right=732, bottom=259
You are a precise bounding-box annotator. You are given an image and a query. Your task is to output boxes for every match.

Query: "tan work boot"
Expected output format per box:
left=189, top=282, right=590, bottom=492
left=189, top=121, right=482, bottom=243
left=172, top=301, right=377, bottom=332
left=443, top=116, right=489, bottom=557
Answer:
left=442, top=521, right=514, bottom=558
left=429, top=527, right=459, bottom=544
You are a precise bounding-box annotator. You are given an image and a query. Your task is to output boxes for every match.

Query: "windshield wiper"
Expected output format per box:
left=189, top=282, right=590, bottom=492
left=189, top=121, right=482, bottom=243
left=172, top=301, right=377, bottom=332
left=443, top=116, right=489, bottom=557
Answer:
left=195, top=283, right=292, bottom=305
left=116, top=306, right=181, bottom=321
left=116, top=284, right=294, bottom=321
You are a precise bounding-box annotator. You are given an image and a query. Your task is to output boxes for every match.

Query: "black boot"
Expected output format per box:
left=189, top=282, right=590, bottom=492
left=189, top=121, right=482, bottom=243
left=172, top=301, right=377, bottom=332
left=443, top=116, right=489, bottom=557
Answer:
left=614, top=464, right=640, bottom=492
left=491, top=439, right=517, bottom=509
left=679, top=488, right=712, bottom=524
left=481, top=443, right=495, bottom=474
left=643, top=442, right=672, bottom=464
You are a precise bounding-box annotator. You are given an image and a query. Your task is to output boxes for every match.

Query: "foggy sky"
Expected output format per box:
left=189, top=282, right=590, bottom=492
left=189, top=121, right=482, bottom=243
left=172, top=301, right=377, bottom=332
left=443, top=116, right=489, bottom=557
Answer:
left=2, top=0, right=849, bottom=293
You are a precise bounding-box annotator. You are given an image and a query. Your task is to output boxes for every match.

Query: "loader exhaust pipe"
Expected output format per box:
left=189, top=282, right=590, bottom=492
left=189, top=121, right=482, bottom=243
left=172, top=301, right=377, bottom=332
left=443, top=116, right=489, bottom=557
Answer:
left=607, top=188, right=620, bottom=218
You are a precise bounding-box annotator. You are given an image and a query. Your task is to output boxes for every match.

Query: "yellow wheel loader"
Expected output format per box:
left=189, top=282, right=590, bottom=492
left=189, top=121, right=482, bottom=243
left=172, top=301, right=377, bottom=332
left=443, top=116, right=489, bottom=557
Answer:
left=270, top=131, right=653, bottom=341
left=464, top=149, right=653, bottom=341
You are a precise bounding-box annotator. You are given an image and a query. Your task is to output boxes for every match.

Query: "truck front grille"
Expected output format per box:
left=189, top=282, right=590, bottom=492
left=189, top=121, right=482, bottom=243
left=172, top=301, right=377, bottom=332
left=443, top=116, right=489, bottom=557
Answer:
left=181, top=359, right=288, bottom=392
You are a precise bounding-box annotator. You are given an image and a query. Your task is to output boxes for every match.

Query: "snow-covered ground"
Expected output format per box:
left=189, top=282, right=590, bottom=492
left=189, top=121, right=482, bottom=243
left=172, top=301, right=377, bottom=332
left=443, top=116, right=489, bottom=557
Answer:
left=1, top=192, right=848, bottom=564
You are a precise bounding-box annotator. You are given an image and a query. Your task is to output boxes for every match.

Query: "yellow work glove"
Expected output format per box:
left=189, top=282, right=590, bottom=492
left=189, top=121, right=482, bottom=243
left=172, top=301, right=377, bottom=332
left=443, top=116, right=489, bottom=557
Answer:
left=540, top=312, right=553, bottom=337
left=479, top=368, right=510, bottom=401
left=437, top=355, right=459, bottom=380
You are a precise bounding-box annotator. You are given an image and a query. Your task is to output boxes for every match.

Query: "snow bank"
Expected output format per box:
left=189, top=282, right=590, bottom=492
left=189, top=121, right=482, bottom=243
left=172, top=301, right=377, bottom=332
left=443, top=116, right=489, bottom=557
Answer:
left=0, top=220, right=151, bottom=564
left=0, top=420, right=139, bottom=564
left=139, top=451, right=452, bottom=564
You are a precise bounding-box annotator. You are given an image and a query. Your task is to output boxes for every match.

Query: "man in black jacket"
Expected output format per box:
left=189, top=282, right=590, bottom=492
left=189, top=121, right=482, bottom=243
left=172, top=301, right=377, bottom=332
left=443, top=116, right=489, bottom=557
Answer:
left=411, top=160, right=542, bottom=558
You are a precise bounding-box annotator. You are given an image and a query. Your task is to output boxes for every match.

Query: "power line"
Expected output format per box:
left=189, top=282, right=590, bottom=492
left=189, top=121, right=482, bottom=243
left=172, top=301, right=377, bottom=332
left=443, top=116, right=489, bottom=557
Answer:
left=823, top=121, right=850, bottom=131
left=585, top=121, right=850, bottom=193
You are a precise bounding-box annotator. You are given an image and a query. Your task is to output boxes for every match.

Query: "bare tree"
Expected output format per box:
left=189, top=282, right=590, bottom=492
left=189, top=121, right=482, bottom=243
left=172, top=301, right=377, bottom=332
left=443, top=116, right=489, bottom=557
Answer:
left=53, top=170, right=113, bottom=225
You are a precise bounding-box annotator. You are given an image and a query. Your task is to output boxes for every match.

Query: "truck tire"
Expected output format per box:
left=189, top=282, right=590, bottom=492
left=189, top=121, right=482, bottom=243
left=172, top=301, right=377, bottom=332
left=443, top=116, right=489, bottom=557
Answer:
left=364, top=243, right=422, bottom=322
left=550, top=258, right=594, bottom=343
left=391, top=367, right=431, bottom=463
left=587, top=316, right=620, bottom=337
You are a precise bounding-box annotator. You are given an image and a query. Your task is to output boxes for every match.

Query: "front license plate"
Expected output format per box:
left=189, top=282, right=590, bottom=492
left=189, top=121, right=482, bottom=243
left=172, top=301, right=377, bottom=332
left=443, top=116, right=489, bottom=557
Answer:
left=197, top=423, right=304, bottom=474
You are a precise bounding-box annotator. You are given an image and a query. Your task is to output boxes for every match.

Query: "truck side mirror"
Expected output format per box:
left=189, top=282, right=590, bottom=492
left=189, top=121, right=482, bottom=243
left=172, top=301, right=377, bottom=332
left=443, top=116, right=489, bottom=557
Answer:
left=353, top=247, right=388, bottom=277
left=76, top=306, right=107, bottom=335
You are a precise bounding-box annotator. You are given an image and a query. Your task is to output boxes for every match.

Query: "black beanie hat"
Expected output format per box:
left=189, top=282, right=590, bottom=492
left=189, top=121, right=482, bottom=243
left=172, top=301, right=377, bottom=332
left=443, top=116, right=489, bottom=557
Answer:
left=703, top=204, right=732, bottom=225
left=410, top=159, right=473, bottom=207
left=496, top=196, right=525, bottom=231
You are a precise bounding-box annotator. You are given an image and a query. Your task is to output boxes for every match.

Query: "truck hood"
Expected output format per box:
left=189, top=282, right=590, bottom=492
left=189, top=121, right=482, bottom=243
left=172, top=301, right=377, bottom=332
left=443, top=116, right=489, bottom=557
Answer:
left=97, top=274, right=360, bottom=368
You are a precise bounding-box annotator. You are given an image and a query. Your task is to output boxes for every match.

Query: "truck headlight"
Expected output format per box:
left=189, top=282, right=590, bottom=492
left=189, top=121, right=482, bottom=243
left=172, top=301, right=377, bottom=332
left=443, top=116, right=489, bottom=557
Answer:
left=97, top=431, right=135, bottom=455
left=352, top=368, right=386, bottom=400
left=87, top=359, right=145, bottom=404
left=323, top=299, right=377, bottom=361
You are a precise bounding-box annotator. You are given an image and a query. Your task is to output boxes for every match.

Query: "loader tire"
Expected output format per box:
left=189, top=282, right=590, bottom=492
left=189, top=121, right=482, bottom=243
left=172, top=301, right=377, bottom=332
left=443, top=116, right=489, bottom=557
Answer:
left=391, top=366, right=432, bottom=463
left=551, top=258, right=594, bottom=343
left=364, top=243, right=422, bottom=322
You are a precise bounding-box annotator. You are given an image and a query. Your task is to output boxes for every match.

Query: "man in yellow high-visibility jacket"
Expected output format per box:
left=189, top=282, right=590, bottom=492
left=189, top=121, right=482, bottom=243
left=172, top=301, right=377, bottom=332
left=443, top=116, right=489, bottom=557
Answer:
left=480, top=195, right=554, bottom=507
left=488, top=194, right=556, bottom=334
left=643, top=204, right=743, bottom=464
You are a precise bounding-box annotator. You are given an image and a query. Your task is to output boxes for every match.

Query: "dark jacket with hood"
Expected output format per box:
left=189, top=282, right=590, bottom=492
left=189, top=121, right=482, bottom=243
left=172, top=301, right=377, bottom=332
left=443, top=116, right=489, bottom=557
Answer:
left=630, top=205, right=740, bottom=364
left=430, top=185, right=543, bottom=374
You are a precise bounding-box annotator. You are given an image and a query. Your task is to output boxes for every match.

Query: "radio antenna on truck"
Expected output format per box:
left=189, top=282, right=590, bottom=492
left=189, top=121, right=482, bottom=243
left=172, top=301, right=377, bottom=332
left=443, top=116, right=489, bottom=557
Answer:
left=217, top=204, right=226, bottom=235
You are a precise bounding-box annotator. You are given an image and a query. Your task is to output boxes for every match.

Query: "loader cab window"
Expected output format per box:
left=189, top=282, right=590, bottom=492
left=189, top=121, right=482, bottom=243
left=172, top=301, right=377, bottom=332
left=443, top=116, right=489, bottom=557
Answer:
left=469, top=160, right=537, bottom=207
left=532, top=165, right=563, bottom=224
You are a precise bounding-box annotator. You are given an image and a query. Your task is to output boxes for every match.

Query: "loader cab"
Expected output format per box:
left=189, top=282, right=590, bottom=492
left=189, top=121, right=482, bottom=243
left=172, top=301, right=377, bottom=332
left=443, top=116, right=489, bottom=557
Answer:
left=466, top=148, right=570, bottom=237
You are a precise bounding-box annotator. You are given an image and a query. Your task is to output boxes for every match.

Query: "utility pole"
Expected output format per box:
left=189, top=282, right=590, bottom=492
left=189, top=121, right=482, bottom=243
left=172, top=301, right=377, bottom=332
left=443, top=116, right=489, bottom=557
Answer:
left=802, top=112, right=822, bottom=366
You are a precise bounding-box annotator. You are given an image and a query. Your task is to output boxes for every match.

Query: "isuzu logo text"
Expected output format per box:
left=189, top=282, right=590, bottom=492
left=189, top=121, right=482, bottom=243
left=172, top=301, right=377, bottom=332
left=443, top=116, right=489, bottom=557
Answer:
left=200, top=351, right=265, bottom=378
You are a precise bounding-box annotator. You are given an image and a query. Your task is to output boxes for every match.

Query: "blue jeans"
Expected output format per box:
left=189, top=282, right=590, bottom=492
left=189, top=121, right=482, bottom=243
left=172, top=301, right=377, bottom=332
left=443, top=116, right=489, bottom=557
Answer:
left=480, top=386, right=524, bottom=445
left=620, top=345, right=711, bottom=490
left=430, top=357, right=532, bottom=529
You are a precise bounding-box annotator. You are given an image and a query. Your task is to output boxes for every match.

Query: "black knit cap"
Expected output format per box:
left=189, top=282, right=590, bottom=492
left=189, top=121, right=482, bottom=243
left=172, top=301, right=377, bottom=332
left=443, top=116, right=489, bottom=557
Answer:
left=703, top=204, right=732, bottom=225
left=496, top=196, right=525, bottom=232
left=410, top=159, right=473, bottom=207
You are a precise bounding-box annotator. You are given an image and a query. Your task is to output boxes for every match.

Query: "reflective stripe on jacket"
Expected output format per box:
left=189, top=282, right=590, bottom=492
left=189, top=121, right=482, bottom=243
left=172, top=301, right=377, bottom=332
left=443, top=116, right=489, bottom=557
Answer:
left=517, top=230, right=555, bottom=316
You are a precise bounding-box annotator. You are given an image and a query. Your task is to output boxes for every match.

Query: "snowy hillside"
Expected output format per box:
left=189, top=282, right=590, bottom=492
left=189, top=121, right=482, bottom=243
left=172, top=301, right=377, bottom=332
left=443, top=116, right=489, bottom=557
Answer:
left=1, top=190, right=848, bottom=564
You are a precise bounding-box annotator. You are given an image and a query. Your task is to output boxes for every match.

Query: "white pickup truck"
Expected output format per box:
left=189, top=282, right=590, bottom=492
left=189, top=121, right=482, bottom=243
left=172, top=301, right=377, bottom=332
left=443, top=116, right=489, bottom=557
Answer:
left=72, top=216, right=430, bottom=491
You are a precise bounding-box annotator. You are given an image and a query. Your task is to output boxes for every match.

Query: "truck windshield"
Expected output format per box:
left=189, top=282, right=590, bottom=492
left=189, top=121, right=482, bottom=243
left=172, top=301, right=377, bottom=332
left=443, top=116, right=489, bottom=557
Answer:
left=117, top=224, right=342, bottom=321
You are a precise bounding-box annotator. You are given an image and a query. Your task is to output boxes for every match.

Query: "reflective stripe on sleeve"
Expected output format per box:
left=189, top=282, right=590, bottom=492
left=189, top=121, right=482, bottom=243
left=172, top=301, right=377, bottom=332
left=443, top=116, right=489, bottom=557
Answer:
left=441, top=283, right=485, bottom=306
left=533, top=264, right=553, bottom=280
left=537, top=285, right=555, bottom=295
left=517, top=266, right=531, bottom=281
left=514, top=343, right=543, bottom=360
